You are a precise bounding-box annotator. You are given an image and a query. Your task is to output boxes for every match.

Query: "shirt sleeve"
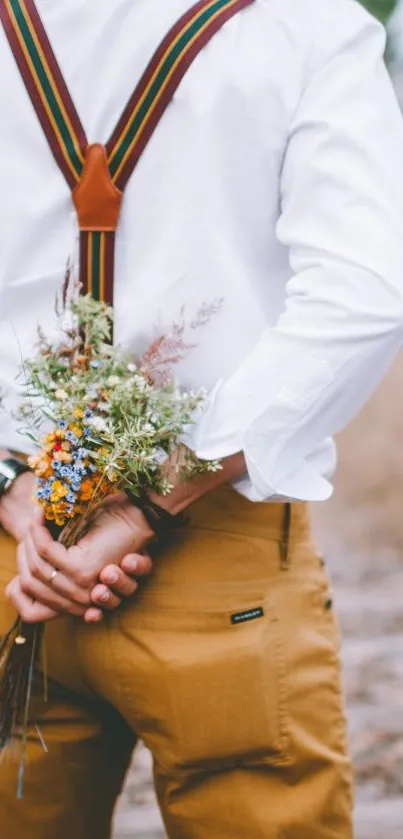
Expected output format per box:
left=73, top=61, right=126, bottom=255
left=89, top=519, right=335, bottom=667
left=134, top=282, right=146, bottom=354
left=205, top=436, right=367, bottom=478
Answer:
left=187, top=2, right=403, bottom=501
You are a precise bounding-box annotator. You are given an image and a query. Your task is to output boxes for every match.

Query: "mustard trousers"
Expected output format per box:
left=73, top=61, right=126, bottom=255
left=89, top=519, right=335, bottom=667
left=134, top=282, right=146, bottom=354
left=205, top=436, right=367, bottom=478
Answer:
left=0, top=486, right=353, bottom=838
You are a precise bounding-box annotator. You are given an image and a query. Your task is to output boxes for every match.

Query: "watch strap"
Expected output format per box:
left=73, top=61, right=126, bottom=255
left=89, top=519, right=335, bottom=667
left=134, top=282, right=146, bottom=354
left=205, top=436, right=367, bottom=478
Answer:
left=0, top=458, right=31, bottom=498
left=127, top=490, right=188, bottom=540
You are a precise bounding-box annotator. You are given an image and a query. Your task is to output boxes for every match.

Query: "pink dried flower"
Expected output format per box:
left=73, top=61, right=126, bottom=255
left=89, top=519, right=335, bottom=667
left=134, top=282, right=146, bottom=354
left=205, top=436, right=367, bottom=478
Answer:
left=139, top=299, right=222, bottom=386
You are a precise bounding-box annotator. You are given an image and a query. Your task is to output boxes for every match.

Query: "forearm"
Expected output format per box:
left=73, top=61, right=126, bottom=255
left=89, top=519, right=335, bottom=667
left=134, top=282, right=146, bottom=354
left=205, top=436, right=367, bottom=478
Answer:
left=149, top=450, right=246, bottom=516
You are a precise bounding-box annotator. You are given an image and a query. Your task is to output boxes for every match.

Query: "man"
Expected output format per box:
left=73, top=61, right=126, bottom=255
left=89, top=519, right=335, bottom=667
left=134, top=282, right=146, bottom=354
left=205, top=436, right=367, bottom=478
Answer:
left=1, top=0, right=403, bottom=836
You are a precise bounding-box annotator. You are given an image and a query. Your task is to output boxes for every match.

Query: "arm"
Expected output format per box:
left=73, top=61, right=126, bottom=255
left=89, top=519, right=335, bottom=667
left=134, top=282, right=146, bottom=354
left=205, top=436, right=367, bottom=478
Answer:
left=6, top=452, right=245, bottom=623
left=8, top=4, right=403, bottom=617
left=184, top=2, right=403, bottom=502
left=0, top=448, right=37, bottom=541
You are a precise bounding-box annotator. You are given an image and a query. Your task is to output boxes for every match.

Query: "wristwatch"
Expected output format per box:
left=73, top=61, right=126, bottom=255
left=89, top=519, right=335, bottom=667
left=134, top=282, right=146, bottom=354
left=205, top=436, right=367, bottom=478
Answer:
left=139, top=497, right=189, bottom=540
left=0, top=458, right=31, bottom=499
left=126, top=490, right=188, bottom=540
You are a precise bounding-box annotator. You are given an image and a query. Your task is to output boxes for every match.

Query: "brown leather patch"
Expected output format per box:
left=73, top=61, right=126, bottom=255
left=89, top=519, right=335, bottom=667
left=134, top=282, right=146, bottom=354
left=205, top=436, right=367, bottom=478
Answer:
left=72, top=144, right=123, bottom=232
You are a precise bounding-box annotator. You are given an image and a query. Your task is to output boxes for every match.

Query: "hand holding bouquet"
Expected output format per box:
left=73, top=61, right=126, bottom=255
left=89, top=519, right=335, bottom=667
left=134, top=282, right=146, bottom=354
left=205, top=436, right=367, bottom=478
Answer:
left=0, top=275, right=220, bottom=793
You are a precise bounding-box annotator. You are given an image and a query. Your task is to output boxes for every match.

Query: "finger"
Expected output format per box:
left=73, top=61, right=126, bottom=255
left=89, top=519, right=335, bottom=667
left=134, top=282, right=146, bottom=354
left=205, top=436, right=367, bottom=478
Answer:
left=17, top=542, right=86, bottom=618
left=99, top=565, right=139, bottom=598
left=120, top=553, right=153, bottom=577
left=90, top=584, right=122, bottom=611
left=24, top=534, right=91, bottom=609
left=6, top=577, right=58, bottom=624
left=29, top=508, right=69, bottom=570
left=83, top=607, right=104, bottom=624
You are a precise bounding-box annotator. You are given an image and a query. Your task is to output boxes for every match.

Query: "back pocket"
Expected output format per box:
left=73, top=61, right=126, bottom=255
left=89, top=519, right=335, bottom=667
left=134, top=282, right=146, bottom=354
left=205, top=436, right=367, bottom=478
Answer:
left=119, top=588, right=290, bottom=773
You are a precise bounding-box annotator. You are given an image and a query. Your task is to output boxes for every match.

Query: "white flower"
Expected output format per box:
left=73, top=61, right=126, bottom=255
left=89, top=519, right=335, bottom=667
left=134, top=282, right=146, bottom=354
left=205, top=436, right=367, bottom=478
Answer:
left=88, top=416, right=108, bottom=432
left=107, top=376, right=120, bottom=387
left=152, top=447, right=169, bottom=465
left=127, top=362, right=137, bottom=372
left=55, top=389, right=68, bottom=401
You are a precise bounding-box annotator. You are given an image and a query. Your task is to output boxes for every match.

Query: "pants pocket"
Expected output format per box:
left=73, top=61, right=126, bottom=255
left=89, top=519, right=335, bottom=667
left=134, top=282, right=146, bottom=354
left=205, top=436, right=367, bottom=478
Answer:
left=117, top=587, right=289, bottom=773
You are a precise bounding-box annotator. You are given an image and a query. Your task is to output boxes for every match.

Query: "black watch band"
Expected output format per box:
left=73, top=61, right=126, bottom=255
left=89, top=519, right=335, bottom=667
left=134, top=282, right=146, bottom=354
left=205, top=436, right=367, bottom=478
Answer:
left=126, top=491, right=188, bottom=540
left=0, top=458, right=31, bottom=499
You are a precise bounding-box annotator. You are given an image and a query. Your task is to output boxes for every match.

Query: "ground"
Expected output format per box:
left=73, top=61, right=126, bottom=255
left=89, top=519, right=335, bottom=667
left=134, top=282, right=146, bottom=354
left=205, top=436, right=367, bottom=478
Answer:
left=113, top=358, right=403, bottom=839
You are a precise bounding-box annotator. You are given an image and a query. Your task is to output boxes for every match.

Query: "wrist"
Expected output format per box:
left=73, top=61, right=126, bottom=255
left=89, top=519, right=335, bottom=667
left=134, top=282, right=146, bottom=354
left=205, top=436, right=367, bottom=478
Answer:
left=120, top=496, right=156, bottom=544
left=126, top=490, right=187, bottom=540
left=0, top=470, right=36, bottom=541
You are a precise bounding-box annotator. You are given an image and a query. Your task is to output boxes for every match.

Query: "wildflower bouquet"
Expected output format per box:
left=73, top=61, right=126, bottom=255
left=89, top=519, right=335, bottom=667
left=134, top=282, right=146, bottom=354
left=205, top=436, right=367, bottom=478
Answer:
left=0, top=277, right=220, bottom=792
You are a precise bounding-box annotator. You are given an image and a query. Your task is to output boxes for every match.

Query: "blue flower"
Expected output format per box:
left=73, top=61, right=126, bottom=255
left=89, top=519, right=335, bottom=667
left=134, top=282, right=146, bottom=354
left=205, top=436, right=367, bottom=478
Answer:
left=66, top=504, right=74, bottom=514
left=73, top=461, right=87, bottom=477
left=84, top=409, right=93, bottom=420
left=60, top=466, right=74, bottom=480
left=58, top=419, right=68, bottom=430
left=66, top=491, right=76, bottom=504
left=90, top=360, right=100, bottom=369
left=83, top=428, right=91, bottom=438
left=77, top=447, right=88, bottom=458
left=71, top=480, right=82, bottom=492
left=51, top=460, right=61, bottom=470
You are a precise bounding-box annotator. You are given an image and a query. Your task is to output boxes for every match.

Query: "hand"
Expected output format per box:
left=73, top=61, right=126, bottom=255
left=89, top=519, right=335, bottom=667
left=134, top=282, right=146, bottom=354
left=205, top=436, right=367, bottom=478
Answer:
left=0, top=470, right=37, bottom=542
left=89, top=551, right=153, bottom=619
left=6, top=575, right=59, bottom=623
left=8, top=495, right=154, bottom=624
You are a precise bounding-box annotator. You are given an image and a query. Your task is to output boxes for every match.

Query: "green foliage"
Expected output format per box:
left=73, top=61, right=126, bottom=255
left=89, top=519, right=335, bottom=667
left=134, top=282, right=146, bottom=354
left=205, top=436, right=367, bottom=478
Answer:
left=360, top=0, right=399, bottom=23
left=17, top=290, right=220, bottom=533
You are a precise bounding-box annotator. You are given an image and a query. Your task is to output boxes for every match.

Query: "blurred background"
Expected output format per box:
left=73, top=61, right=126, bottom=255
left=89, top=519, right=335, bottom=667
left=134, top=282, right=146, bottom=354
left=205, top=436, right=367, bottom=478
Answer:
left=114, top=3, right=403, bottom=837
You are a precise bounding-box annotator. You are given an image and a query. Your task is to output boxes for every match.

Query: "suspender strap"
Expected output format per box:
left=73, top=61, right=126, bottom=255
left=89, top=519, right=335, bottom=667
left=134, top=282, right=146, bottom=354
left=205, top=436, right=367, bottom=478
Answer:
left=0, top=0, right=86, bottom=189
left=1, top=0, right=255, bottom=311
left=106, top=0, right=255, bottom=190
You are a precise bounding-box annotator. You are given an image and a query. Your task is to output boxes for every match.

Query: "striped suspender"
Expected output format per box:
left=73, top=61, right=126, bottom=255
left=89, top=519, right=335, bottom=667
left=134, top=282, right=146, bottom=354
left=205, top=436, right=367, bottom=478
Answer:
left=0, top=0, right=255, bottom=315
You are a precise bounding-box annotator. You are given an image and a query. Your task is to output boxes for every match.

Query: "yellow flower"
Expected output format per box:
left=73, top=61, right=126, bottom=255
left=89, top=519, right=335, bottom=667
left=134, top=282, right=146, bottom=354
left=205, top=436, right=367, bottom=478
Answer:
left=50, top=480, right=68, bottom=502
left=28, top=455, right=40, bottom=469
left=74, top=408, right=84, bottom=419
left=70, top=424, right=83, bottom=438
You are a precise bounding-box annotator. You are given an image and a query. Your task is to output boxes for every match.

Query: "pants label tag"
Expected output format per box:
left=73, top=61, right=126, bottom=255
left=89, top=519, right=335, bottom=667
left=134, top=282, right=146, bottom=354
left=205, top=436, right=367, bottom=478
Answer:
left=231, top=607, right=264, bottom=625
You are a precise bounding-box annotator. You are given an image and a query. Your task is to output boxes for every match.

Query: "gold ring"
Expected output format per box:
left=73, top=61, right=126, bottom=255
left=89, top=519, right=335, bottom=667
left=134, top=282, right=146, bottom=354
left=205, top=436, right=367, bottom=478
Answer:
left=48, top=569, right=59, bottom=587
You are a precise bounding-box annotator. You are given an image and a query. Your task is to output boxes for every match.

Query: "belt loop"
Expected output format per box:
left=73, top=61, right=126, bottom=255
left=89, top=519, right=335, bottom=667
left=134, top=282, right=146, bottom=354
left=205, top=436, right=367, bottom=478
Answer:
left=280, top=503, right=292, bottom=570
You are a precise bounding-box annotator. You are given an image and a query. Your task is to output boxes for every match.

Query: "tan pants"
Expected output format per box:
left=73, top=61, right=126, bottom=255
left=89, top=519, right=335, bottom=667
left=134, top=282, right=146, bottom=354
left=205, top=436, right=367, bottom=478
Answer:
left=0, top=486, right=353, bottom=838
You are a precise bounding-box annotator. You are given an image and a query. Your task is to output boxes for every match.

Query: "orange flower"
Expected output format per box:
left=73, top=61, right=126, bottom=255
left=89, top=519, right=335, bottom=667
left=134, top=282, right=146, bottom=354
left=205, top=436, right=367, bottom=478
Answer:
left=36, top=457, right=51, bottom=477
left=59, top=451, right=73, bottom=463
left=80, top=480, right=94, bottom=501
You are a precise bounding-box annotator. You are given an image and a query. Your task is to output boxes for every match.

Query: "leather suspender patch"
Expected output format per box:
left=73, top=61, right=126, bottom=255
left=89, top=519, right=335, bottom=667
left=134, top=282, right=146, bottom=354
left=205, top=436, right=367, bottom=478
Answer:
left=1, top=0, right=255, bottom=312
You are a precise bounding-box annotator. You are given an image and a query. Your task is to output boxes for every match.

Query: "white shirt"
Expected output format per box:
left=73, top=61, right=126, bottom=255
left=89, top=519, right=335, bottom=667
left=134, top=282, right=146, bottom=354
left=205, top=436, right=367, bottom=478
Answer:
left=1, top=0, right=403, bottom=502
